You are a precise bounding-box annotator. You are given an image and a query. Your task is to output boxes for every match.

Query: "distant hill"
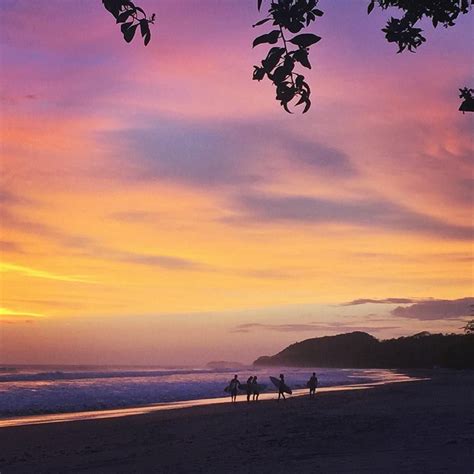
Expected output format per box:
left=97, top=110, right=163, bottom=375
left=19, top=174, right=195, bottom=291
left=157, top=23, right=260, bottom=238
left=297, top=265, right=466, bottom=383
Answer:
left=253, top=331, right=474, bottom=369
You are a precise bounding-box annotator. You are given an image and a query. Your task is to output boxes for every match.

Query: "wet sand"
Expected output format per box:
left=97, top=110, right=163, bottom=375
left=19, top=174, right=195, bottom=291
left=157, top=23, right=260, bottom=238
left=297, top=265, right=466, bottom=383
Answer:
left=0, top=370, right=472, bottom=473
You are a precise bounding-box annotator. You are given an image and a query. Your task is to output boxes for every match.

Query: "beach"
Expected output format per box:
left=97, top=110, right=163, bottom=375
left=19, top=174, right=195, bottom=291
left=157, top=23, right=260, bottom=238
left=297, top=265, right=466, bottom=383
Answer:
left=0, top=370, right=472, bottom=473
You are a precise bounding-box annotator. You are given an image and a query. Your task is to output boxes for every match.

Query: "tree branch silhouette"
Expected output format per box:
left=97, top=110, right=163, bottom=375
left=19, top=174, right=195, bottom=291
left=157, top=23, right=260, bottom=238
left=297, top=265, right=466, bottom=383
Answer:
left=102, top=0, right=155, bottom=45
left=459, top=87, right=474, bottom=113
left=252, top=0, right=322, bottom=113
left=101, top=0, right=472, bottom=113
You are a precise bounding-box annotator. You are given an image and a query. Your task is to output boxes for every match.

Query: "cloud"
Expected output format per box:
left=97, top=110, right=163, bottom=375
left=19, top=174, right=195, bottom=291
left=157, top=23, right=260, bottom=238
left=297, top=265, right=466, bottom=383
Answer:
left=228, top=192, right=473, bottom=240
left=100, top=118, right=355, bottom=192
left=0, top=192, right=203, bottom=270
left=5, top=298, right=85, bottom=310
left=0, top=93, right=37, bottom=105
left=238, top=269, right=295, bottom=280
left=0, top=240, right=24, bottom=253
left=108, top=211, right=163, bottom=223
left=391, top=297, right=474, bottom=320
left=0, top=193, right=98, bottom=256
left=0, top=262, right=95, bottom=283
left=0, top=196, right=96, bottom=250
left=101, top=122, right=261, bottom=188
left=0, top=202, right=203, bottom=271
left=0, top=190, right=34, bottom=205
left=342, top=297, right=474, bottom=320
left=343, top=298, right=419, bottom=306
left=351, top=252, right=474, bottom=263
left=0, top=191, right=19, bottom=203
left=0, top=307, right=46, bottom=319
left=109, top=250, right=204, bottom=270
left=3, top=211, right=97, bottom=248
left=232, top=321, right=400, bottom=333
left=278, top=132, right=355, bottom=178
left=0, top=320, right=36, bottom=325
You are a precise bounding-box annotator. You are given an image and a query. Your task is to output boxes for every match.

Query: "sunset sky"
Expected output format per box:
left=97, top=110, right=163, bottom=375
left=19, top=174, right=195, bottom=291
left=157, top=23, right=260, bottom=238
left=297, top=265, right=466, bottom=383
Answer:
left=0, top=0, right=472, bottom=365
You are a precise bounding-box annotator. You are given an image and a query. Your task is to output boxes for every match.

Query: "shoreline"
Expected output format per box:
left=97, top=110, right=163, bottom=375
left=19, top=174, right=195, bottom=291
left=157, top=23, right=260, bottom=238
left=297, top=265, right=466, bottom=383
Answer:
left=0, top=371, right=422, bottom=428
left=0, top=371, right=472, bottom=473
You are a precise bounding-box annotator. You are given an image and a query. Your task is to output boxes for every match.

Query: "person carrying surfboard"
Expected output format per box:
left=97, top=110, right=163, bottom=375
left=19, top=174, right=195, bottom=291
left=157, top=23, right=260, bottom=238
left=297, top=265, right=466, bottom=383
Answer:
left=278, top=373, right=286, bottom=401
left=229, top=374, right=240, bottom=403
left=246, top=376, right=253, bottom=402
left=308, top=372, right=318, bottom=399
left=270, top=375, right=292, bottom=399
left=252, top=376, right=260, bottom=401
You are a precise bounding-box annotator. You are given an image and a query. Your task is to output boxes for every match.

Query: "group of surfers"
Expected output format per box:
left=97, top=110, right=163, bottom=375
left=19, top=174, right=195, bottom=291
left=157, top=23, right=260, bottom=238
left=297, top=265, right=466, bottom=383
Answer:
left=227, top=372, right=318, bottom=402
left=228, top=375, right=262, bottom=403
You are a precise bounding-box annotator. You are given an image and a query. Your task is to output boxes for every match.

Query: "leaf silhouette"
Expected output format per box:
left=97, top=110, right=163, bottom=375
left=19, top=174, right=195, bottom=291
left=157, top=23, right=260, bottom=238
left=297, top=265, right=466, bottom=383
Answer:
left=289, top=33, right=321, bottom=48
left=262, top=47, right=285, bottom=72
left=121, top=22, right=133, bottom=34
left=253, top=18, right=271, bottom=27
left=116, top=10, right=134, bottom=24
left=140, top=19, right=149, bottom=38
left=123, top=23, right=138, bottom=43
left=103, top=0, right=122, bottom=18
left=253, top=66, right=266, bottom=81
left=293, top=49, right=311, bottom=68
left=253, top=30, right=280, bottom=47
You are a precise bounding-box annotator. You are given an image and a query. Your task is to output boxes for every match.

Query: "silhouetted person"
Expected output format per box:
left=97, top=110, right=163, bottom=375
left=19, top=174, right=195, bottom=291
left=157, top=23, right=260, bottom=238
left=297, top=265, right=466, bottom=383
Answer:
left=308, top=372, right=318, bottom=399
left=278, top=373, right=286, bottom=401
left=246, top=376, right=253, bottom=402
left=252, top=376, right=260, bottom=401
left=229, top=374, right=240, bottom=403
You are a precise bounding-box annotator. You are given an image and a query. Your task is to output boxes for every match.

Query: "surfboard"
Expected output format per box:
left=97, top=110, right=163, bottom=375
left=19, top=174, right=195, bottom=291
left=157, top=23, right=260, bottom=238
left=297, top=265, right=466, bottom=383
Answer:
left=240, top=383, right=266, bottom=392
left=224, top=384, right=247, bottom=393
left=270, top=376, right=292, bottom=395
left=224, top=384, right=243, bottom=393
left=252, top=383, right=267, bottom=392
left=238, top=383, right=267, bottom=392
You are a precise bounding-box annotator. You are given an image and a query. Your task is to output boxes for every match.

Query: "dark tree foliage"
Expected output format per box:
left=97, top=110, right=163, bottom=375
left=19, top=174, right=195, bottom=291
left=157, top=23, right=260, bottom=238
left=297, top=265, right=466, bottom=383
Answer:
left=252, top=0, right=323, bottom=113
left=462, top=319, right=474, bottom=333
left=253, top=331, right=474, bottom=369
left=102, top=0, right=155, bottom=45
left=368, top=0, right=471, bottom=53
left=459, top=87, right=474, bottom=113
left=101, top=0, right=472, bottom=113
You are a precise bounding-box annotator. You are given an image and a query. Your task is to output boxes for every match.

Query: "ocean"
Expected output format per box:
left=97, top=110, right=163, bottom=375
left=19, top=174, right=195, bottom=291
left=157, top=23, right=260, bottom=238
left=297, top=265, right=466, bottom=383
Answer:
left=0, top=365, right=409, bottom=418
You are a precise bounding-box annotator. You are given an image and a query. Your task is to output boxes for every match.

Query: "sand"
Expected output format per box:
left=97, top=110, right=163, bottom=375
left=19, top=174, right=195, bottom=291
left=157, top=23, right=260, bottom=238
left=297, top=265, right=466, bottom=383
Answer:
left=0, top=370, right=472, bottom=473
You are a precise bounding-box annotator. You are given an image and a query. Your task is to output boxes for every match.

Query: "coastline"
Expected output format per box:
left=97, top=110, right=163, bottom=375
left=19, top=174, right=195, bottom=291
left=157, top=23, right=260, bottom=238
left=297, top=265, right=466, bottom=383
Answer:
left=0, top=370, right=472, bottom=473
left=0, top=370, right=420, bottom=428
